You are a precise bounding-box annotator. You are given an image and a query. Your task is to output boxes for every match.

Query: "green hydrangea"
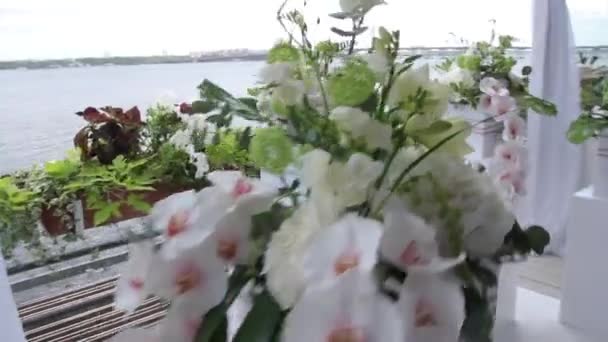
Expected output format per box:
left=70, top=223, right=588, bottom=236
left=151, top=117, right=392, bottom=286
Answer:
left=249, top=127, right=294, bottom=173
left=456, top=55, right=482, bottom=72
left=315, top=40, right=340, bottom=57
left=327, top=59, right=376, bottom=106
left=268, top=42, right=300, bottom=64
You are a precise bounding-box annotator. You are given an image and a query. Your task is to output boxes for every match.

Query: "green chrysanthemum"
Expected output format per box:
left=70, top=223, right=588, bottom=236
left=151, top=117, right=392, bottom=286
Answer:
left=249, top=127, right=294, bottom=173
left=327, top=59, right=376, bottom=107
left=268, top=42, right=300, bottom=64
left=206, top=132, right=249, bottom=168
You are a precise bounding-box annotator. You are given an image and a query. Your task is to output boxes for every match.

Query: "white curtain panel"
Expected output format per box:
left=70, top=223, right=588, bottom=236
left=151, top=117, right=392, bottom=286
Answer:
left=524, top=0, right=582, bottom=256
left=0, top=254, right=25, bottom=341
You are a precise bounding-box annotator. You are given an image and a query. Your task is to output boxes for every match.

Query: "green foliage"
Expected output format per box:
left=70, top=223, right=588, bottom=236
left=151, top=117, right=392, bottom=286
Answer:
left=198, top=80, right=267, bottom=126
left=249, top=128, right=294, bottom=173
left=197, top=267, right=252, bottom=342
left=567, top=113, right=608, bottom=144
left=153, top=143, right=197, bottom=184
left=495, top=221, right=551, bottom=258
left=65, top=156, right=157, bottom=226
left=144, top=104, right=185, bottom=153
left=268, top=41, right=300, bottom=63
left=233, top=291, right=284, bottom=341
left=205, top=130, right=251, bottom=170
left=327, top=59, right=376, bottom=106
left=0, top=176, right=38, bottom=256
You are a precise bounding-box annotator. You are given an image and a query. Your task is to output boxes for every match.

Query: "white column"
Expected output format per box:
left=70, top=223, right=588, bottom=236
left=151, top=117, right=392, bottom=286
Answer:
left=0, top=254, right=26, bottom=342
left=524, top=0, right=582, bottom=255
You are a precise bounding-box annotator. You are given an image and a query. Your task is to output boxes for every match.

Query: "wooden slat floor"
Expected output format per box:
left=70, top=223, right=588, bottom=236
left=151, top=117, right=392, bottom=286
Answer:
left=17, top=256, right=564, bottom=341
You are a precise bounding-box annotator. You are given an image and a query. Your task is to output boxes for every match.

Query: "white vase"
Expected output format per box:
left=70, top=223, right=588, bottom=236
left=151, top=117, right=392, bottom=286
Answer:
left=448, top=105, right=504, bottom=161
left=593, top=132, right=608, bottom=198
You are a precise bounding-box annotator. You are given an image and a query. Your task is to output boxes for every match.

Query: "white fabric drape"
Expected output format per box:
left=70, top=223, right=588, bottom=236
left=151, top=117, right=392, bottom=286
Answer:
left=524, top=0, right=582, bottom=255
left=0, top=254, right=25, bottom=341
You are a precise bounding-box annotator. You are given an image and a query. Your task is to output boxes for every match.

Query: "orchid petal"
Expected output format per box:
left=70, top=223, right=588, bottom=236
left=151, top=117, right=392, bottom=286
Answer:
left=399, top=272, right=465, bottom=342
left=283, top=270, right=404, bottom=342
left=114, top=240, right=156, bottom=313
left=302, top=213, right=382, bottom=285
left=212, top=209, right=252, bottom=265
left=380, top=198, right=438, bottom=271
left=479, top=77, right=509, bottom=97
left=157, top=301, right=204, bottom=342
left=147, top=242, right=227, bottom=313
left=503, top=113, right=527, bottom=141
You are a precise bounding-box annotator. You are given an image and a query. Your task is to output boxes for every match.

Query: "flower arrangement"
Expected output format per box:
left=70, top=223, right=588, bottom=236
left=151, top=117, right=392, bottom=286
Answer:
left=104, top=1, right=555, bottom=341
left=567, top=54, right=608, bottom=144
left=436, top=30, right=557, bottom=117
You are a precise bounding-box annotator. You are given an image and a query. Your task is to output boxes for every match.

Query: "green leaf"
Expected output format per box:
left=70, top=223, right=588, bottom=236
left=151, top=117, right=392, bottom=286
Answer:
left=126, top=194, right=152, bottom=213
left=331, top=27, right=366, bottom=37
left=238, top=127, right=252, bottom=151
left=328, top=11, right=352, bottom=19
left=412, top=120, right=453, bottom=135
left=192, top=100, right=217, bottom=114
left=523, top=95, right=558, bottom=116
left=233, top=291, right=284, bottom=342
left=93, top=202, right=120, bottom=226
left=196, top=267, right=252, bottom=342
left=525, top=225, right=551, bottom=255
left=238, top=98, right=258, bottom=111
left=402, top=55, right=422, bottom=64
left=122, top=185, right=156, bottom=192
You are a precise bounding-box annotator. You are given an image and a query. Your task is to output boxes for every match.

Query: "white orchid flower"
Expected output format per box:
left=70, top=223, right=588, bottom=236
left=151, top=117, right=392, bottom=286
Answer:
left=493, top=141, right=527, bottom=170
left=147, top=242, right=227, bottom=317
left=380, top=198, right=438, bottom=271
left=503, top=113, right=527, bottom=141
left=302, top=214, right=383, bottom=285
left=398, top=272, right=465, bottom=342
left=479, top=77, right=509, bottom=97
left=282, top=270, right=404, bottom=342
left=207, top=170, right=278, bottom=216
left=114, top=240, right=157, bottom=313
left=339, top=0, right=386, bottom=14
left=496, top=166, right=527, bottom=197
left=330, top=107, right=393, bottom=151
left=210, top=209, right=252, bottom=265
left=479, top=94, right=518, bottom=120
left=151, top=189, right=231, bottom=259
left=259, top=62, right=295, bottom=84
left=156, top=300, right=205, bottom=342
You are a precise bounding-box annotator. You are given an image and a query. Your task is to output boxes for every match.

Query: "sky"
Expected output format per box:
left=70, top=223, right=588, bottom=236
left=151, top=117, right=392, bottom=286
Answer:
left=0, top=0, right=606, bottom=61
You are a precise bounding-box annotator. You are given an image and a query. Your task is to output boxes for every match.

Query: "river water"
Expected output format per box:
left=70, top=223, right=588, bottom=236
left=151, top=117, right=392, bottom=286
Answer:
left=1, top=53, right=607, bottom=174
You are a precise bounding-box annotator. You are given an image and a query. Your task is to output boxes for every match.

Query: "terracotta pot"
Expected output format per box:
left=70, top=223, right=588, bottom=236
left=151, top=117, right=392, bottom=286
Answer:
left=40, top=206, right=73, bottom=236
left=81, top=184, right=190, bottom=229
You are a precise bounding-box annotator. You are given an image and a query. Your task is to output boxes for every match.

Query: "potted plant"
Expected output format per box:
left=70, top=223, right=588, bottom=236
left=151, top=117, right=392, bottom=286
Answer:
left=436, top=28, right=556, bottom=159
left=0, top=176, right=41, bottom=257
left=568, top=58, right=608, bottom=197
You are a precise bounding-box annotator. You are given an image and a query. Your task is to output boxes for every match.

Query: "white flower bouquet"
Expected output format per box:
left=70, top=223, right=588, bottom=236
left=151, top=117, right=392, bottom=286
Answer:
left=111, top=1, right=553, bottom=341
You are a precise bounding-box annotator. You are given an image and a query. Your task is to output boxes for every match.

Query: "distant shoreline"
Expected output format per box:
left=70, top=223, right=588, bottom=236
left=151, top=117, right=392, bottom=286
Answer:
left=2, top=46, right=607, bottom=70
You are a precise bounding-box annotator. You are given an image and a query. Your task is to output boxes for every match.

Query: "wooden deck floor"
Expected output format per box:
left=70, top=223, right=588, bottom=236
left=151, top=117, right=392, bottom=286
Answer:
left=515, top=256, right=563, bottom=299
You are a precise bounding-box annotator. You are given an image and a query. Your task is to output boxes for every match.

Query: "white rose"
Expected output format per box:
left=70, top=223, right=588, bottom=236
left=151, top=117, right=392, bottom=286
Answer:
left=439, top=66, right=475, bottom=88
left=330, top=106, right=393, bottom=150
left=362, top=51, right=390, bottom=79
left=259, top=62, right=295, bottom=84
